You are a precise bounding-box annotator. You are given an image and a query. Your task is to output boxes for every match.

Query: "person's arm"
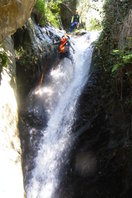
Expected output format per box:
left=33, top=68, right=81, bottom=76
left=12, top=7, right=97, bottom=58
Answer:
left=68, top=40, right=75, bottom=53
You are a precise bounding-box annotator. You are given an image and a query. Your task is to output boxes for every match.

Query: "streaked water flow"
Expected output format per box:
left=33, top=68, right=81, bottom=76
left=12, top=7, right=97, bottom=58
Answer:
left=26, top=32, right=99, bottom=198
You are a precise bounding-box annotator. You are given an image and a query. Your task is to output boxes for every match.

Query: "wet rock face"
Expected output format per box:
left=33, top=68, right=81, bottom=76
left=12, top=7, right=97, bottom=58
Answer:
left=18, top=89, right=49, bottom=185
left=0, top=0, right=36, bottom=42
left=13, top=20, right=59, bottom=104
left=14, top=19, right=62, bottom=184
left=55, top=67, right=132, bottom=198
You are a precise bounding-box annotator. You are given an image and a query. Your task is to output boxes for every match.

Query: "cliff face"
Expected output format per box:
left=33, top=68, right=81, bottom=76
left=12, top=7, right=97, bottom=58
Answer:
left=65, top=2, right=132, bottom=197
left=0, top=1, right=37, bottom=197
left=119, top=9, right=132, bottom=49
left=0, top=14, right=61, bottom=196
left=13, top=19, right=59, bottom=104
left=0, top=37, right=25, bottom=198
left=0, top=0, right=36, bottom=42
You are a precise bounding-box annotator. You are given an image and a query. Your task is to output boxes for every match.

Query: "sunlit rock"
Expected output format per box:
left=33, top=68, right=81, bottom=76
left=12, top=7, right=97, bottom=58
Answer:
left=0, top=37, right=25, bottom=197
left=0, top=0, right=36, bottom=42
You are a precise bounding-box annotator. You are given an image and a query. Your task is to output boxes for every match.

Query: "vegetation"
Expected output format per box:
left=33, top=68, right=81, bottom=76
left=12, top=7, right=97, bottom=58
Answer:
left=89, top=18, right=102, bottom=31
left=34, top=0, right=63, bottom=28
left=93, top=0, right=132, bottom=102
left=35, top=0, right=46, bottom=16
left=112, top=50, right=132, bottom=74
left=0, top=51, right=8, bottom=67
left=45, top=1, right=61, bottom=27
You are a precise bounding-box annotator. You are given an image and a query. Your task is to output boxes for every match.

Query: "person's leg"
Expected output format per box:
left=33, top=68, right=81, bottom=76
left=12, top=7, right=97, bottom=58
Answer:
left=70, top=22, right=75, bottom=33
left=70, top=25, right=73, bottom=33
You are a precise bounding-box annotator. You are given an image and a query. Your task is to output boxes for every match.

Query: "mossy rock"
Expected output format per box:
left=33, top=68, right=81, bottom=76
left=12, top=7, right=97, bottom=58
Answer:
left=0, top=51, right=8, bottom=67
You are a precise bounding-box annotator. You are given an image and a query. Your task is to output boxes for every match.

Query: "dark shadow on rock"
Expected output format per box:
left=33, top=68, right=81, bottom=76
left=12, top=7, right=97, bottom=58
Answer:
left=54, top=62, right=132, bottom=197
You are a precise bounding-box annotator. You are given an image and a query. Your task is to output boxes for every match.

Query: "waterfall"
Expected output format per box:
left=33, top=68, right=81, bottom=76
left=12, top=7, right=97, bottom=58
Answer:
left=25, top=32, right=99, bottom=198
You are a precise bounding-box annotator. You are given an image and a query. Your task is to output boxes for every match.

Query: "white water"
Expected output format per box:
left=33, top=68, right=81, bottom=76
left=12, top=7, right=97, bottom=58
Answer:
left=26, top=32, right=99, bottom=198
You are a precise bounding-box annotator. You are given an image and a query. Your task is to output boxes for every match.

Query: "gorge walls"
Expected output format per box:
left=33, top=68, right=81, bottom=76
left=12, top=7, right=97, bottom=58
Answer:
left=0, top=37, right=25, bottom=198
left=0, top=0, right=36, bottom=42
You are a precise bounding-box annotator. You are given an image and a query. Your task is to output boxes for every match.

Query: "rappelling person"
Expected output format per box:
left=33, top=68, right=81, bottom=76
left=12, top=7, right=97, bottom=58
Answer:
left=39, top=34, right=75, bottom=86
left=53, top=33, right=75, bottom=64
left=59, top=34, right=75, bottom=62
left=70, top=10, right=80, bottom=33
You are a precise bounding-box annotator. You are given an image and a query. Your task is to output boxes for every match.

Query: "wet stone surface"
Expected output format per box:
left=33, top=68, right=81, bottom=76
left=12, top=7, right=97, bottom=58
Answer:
left=55, top=68, right=132, bottom=198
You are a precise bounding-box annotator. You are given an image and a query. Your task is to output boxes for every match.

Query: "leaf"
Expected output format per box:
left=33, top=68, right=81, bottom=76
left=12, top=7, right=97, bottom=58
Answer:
left=112, top=63, right=122, bottom=73
left=123, top=54, right=132, bottom=64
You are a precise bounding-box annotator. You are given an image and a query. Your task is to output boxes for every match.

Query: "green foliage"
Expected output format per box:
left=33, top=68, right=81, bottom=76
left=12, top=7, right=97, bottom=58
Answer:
left=93, top=0, right=132, bottom=72
left=0, top=51, right=8, bottom=68
left=111, top=50, right=132, bottom=73
left=112, top=63, right=121, bottom=73
left=111, top=50, right=123, bottom=73
left=35, top=0, right=45, bottom=16
left=45, top=1, right=61, bottom=28
left=34, top=0, right=46, bottom=26
left=92, top=0, right=132, bottom=103
left=49, top=0, right=62, bottom=13
left=123, top=54, right=132, bottom=64
left=89, top=18, right=102, bottom=31
left=34, top=0, right=63, bottom=27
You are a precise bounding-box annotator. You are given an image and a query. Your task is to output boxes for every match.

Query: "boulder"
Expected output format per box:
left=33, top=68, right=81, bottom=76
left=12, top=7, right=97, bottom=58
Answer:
left=0, top=0, right=36, bottom=42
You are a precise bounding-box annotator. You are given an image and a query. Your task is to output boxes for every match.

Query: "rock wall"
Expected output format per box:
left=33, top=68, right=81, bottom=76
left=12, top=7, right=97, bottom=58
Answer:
left=13, top=19, right=64, bottom=187
left=119, top=9, right=132, bottom=49
left=0, top=0, right=36, bottom=42
left=0, top=16, right=62, bottom=197
left=13, top=18, right=59, bottom=105
left=60, top=0, right=77, bottom=30
left=63, top=2, right=132, bottom=198
left=0, top=37, right=25, bottom=197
